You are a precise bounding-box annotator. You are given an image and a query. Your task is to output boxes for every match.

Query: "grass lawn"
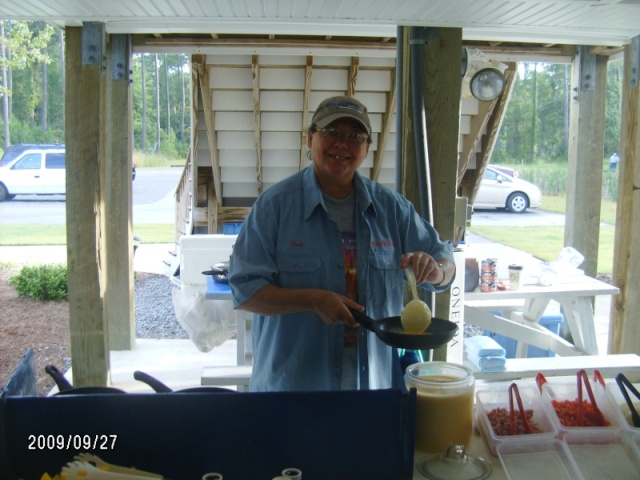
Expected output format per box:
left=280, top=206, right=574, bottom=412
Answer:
left=0, top=224, right=175, bottom=245
left=0, top=195, right=617, bottom=275
left=470, top=195, right=617, bottom=275
left=470, top=224, right=615, bottom=275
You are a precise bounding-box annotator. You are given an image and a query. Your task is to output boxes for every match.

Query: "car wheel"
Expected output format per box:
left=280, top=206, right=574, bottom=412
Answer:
left=506, top=192, right=528, bottom=213
left=0, top=183, right=9, bottom=202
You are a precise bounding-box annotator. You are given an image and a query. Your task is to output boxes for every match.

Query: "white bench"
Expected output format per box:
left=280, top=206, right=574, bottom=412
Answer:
left=201, top=365, right=252, bottom=392
left=468, top=353, right=640, bottom=382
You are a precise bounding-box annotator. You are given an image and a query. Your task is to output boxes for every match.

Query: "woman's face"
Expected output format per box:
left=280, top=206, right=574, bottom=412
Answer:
left=308, top=119, right=370, bottom=194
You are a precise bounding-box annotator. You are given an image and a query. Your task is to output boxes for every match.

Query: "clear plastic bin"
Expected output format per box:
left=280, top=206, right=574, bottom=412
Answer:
left=497, top=439, right=583, bottom=480
left=565, top=431, right=640, bottom=480
left=476, top=384, right=558, bottom=456
left=540, top=379, right=623, bottom=440
left=605, top=379, right=640, bottom=446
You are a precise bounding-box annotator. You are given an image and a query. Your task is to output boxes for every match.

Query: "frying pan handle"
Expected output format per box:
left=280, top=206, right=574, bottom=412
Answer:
left=349, top=309, right=375, bottom=332
left=202, top=268, right=226, bottom=275
left=45, top=364, right=73, bottom=391
left=134, top=370, right=173, bottom=393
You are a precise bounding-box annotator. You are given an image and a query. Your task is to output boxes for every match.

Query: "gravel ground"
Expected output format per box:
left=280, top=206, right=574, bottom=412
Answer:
left=135, top=272, right=188, bottom=339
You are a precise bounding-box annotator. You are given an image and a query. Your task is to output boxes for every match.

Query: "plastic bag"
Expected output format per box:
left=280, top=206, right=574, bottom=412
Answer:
left=171, top=288, right=233, bottom=352
left=549, top=246, right=585, bottom=271
left=533, top=246, right=585, bottom=286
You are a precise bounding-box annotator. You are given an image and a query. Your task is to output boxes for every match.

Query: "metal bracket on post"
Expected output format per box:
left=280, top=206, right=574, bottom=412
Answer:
left=630, top=35, right=640, bottom=88
left=82, top=22, right=105, bottom=72
left=577, top=45, right=596, bottom=91
left=110, top=34, right=131, bottom=82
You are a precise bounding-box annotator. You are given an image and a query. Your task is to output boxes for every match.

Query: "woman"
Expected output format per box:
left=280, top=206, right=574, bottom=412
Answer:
left=229, top=95, right=455, bottom=392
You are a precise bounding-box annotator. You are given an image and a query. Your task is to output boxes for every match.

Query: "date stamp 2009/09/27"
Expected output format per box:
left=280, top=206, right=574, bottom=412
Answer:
left=27, top=434, right=117, bottom=451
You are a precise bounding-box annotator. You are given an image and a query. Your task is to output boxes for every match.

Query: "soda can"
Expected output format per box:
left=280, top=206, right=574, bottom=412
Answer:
left=480, top=281, right=496, bottom=293
left=481, top=272, right=497, bottom=283
left=481, top=258, right=497, bottom=273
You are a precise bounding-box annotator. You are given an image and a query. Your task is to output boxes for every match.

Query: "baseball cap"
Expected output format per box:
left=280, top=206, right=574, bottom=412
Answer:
left=311, top=96, right=372, bottom=136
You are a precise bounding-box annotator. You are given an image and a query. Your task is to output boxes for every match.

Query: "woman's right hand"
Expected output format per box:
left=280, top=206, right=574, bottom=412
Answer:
left=238, top=285, right=364, bottom=327
left=308, top=290, right=364, bottom=327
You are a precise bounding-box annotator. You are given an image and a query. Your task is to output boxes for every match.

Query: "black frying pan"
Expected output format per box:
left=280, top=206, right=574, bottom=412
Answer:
left=45, top=364, right=126, bottom=395
left=202, top=261, right=230, bottom=284
left=350, top=310, right=458, bottom=350
left=133, top=370, right=235, bottom=394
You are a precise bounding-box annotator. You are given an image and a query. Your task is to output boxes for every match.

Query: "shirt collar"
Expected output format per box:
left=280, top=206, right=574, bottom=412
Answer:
left=302, top=166, right=376, bottom=220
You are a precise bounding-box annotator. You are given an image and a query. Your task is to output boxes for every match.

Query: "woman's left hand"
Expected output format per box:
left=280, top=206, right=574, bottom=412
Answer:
left=400, top=252, right=451, bottom=285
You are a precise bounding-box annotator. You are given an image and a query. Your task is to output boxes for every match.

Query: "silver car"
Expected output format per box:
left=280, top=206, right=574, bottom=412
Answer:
left=474, top=166, right=542, bottom=213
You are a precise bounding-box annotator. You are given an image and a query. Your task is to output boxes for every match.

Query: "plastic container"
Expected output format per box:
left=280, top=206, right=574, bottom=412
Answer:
left=179, top=234, right=237, bottom=290
left=475, top=384, right=558, bottom=456
left=539, top=378, right=624, bottom=441
left=405, top=362, right=475, bottom=453
left=497, top=439, right=583, bottom=480
left=605, top=379, right=640, bottom=445
left=565, top=431, right=640, bottom=480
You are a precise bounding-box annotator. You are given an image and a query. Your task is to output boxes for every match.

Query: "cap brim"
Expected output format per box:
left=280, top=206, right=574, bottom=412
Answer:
left=315, top=113, right=371, bottom=136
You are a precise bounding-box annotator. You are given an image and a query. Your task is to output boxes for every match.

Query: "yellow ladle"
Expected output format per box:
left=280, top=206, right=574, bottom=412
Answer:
left=401, top=266, right=432, bottom=333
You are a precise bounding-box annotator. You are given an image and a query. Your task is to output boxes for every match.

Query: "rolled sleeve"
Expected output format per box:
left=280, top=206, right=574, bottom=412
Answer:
left=228, top=201, right=278, bottom=308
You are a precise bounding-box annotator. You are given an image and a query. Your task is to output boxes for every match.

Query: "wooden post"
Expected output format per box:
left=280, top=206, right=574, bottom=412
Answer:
left=398, top=27, right=462, bottom=361
left=104, top=34, right=135, bottom=350
left=609, top=39, right=640, bottom=354
left=65, top=26, right=109, bottom=386
left=565, top=47, right=608, bottom=278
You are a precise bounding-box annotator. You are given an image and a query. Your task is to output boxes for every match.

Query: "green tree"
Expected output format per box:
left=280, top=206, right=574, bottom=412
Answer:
left=494, top=60, right=622, bottom=167
left=604, top=59, right=623, bottom=159
left=0, top=20, right=55, bottom=147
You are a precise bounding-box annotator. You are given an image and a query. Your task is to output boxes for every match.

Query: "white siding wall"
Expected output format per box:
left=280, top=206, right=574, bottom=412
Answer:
left=199, top=53, right=468, bottom=203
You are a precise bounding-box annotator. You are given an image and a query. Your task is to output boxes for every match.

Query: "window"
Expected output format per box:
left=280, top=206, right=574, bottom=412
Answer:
left=12, top=153, right=41, bottom=170
left=45, top=153, right=65, bottom=169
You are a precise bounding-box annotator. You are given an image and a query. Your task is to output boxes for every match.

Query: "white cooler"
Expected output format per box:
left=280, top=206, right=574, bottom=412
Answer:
left=171, top=234, right=237, bottom=296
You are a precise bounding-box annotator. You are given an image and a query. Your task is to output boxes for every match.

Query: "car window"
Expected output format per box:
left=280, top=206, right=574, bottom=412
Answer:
left=0, top=146, right=29, bottom=166
left=45, top=152, right=65, bottom=169
left=483, top=169, right=499, bottom=181
left=12, top=153, right=42, bottom=170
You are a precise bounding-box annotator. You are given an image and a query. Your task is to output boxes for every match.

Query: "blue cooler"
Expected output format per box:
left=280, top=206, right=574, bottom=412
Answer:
left=222, top=222, right=243, bottom=234
left=484, top=312, right=564, bottom=358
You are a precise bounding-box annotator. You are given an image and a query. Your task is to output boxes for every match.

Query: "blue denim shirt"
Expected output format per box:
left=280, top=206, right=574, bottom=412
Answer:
left=229, top=166, right=454, bottom=392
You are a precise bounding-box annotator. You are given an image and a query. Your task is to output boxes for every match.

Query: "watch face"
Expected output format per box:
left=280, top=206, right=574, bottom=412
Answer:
left=471, top=69, right=505, bottom=101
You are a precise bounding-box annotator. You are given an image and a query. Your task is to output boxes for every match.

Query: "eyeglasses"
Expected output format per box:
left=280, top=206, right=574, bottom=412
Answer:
left=316, top=127, right=369, bottom=146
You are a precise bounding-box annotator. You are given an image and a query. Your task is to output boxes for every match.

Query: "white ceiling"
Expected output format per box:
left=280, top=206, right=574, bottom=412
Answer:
left=1, top=0, right=639, bottom=46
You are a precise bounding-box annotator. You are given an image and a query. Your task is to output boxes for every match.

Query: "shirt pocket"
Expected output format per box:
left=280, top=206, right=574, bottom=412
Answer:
left=368, top=252, right=402, bottom=314
left=275, top=255, right=322, bottom=288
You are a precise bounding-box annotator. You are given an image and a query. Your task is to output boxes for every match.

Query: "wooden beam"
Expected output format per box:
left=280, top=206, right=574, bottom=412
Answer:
left=398, top=27, right=462, bottom=361
left=104, top=34, right=135, bottom=350
left=565, top=47, right=608, bottom=279
left=372, top=68, right=396, bottom=182
left=610, top=41, right=640, bottom=354
left=300, top=56, right=312, bottom=170
left=458, top=99, right=495, bottom=183
left=252, top=54, right=263, bottom=194
left=473, top=64, right=517, bottom=179
left=347, top=56, right=359, bottom=96
left=195, top=58, right=223, bottom=208
left=218, top=207, right=252, bottom=224
left=462, top=64, right=518, bottom=203
left=422, top=30, right=463, bottom=359
left=65, top=27, right=109, bottom=387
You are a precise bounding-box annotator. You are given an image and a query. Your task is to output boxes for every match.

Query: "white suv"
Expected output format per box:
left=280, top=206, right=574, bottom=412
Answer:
left=0, top=148, right=65, bottom=201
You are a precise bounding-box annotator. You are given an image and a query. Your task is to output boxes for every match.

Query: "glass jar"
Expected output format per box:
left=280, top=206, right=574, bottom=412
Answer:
left=405, top=362, right=475, bottom=453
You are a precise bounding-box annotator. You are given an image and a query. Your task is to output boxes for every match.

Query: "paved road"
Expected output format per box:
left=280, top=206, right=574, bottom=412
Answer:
left=470, top=207, right=566, bottom=227
left=0, top=167, right=182, bottom=225
left=0, top=172, right=570, bottom=227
